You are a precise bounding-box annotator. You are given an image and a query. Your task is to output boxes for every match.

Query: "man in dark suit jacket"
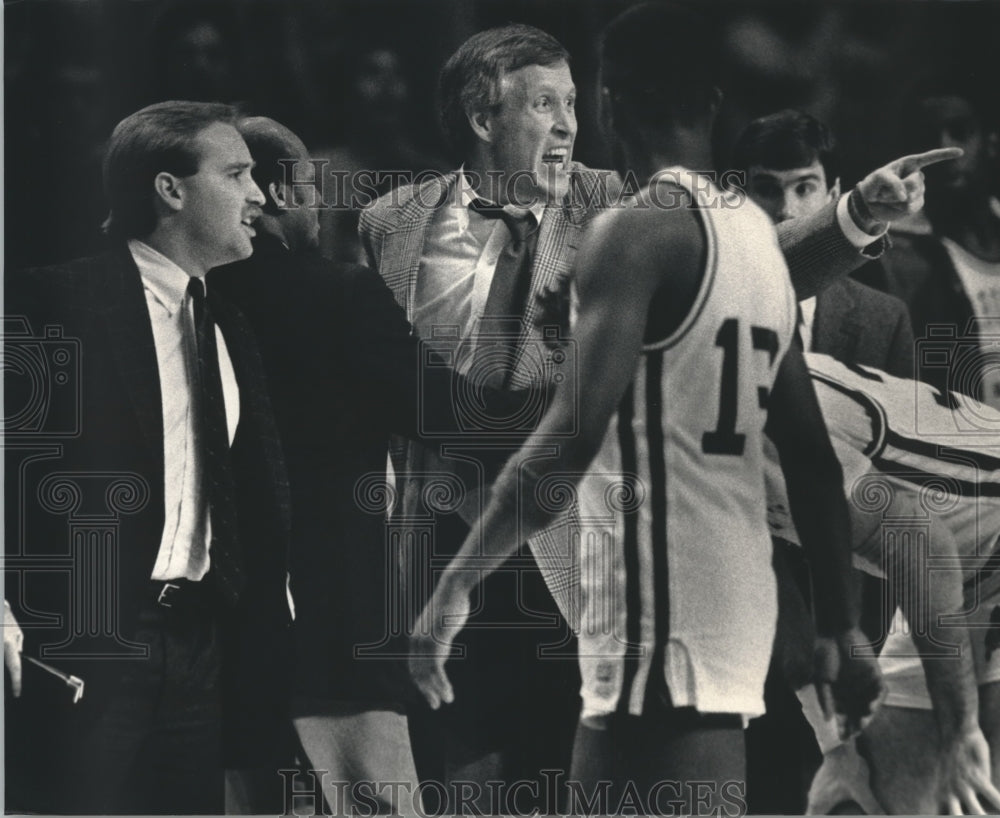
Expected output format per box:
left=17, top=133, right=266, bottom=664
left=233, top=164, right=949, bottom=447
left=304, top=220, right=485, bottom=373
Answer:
left=3, top=101, right=290, bottom=814
left=212, top=116, right=433, bottom=816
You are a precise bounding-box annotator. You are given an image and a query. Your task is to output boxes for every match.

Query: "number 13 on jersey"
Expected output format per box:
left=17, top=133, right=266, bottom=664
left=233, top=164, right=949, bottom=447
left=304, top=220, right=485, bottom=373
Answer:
left=701, top=317, right=780, bottom=456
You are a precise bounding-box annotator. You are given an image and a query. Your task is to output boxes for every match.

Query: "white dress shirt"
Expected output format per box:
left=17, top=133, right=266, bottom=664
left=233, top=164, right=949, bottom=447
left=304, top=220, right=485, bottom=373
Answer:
left=411, top=171, right=545, bottom=523
left=413, top=169, right=546, bottom=365
left=799, top=295, right=818, bottom=352
left=129, top=239, right=240, bottom=581
left=836, top=192, right=889, bottom=248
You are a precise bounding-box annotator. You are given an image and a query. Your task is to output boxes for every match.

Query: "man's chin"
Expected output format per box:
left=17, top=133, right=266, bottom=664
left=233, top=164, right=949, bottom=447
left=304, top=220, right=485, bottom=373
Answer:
left=538, top=164, right=572, bottom=201
left=504, top=165, right=571, bottom=207
left=229, top=240, right=256, bottom=263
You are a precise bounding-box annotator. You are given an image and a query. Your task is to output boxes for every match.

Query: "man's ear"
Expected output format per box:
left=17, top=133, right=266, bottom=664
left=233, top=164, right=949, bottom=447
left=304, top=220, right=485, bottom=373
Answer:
left=829, top=177, right=842, bottom=203
left=467, top=107, right=494, bottom=144
left=153, top=172, right=184, bottom=213
left=268, top=181, right=288, bottom=209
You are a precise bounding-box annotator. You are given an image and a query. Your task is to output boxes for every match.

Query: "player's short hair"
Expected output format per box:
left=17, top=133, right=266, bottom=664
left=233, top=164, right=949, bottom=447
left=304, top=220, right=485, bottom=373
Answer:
left=731, top=109, right=841, bottom=188
left=438, top=24, right=570, bottom=159
left=103, top=100, right=238, bottom=239
left=600, top=2, right=718, bottom=133
left=236, top=117, right=306, bottom=217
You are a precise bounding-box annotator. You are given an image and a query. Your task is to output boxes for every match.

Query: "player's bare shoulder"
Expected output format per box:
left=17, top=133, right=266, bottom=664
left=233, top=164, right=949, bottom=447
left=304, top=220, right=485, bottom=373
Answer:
left=576, top=182, right=704, bottom=299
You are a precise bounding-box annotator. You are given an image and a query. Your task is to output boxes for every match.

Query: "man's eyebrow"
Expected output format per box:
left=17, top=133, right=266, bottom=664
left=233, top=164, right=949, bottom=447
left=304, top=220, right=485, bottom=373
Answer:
left=533, top=84, right=577, bottom=96
left=225, top=160, right=255, bottom=171
left=750, top=171, right=821, bottom=185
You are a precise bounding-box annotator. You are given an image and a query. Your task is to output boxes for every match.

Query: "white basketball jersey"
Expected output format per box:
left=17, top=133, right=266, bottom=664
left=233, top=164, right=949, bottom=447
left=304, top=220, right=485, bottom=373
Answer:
left=577, top=169, right=797, bottom=719
left=785, top=354, right=1000, bottom=730
left=766, top=351, right=1000, bottom=566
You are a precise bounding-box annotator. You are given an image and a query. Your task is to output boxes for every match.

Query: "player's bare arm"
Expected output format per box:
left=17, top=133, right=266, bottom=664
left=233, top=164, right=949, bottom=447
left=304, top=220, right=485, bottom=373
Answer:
left=892, top=515, right=997, bottom=813
left=408, top=199, right=704, bottom=709
left=765, top=344, right=884, bottom=735
left=853, top=504, right=1000, bottom=813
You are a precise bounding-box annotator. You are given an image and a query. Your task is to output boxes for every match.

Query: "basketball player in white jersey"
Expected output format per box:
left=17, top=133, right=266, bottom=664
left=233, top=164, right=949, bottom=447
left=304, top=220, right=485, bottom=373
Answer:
left=409, top=4, right=882, bottom=812
left=767, top=353, right=1000, bottom=813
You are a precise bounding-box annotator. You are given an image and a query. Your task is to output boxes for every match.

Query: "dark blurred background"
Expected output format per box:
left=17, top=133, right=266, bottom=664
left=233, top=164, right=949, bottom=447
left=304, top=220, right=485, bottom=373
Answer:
left=5, top=0, right=998, bottom=267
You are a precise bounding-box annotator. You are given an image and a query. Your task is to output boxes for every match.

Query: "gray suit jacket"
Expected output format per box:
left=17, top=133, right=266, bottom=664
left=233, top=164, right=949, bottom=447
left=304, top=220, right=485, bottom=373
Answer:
left=813, top=278, right=915, bottom=377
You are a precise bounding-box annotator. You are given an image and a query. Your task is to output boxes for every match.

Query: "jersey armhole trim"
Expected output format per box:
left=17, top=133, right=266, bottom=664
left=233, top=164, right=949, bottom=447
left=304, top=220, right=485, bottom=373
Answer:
left=810, top=369, right=890, bottom=460
left=642, top=198, right=718, bottom=353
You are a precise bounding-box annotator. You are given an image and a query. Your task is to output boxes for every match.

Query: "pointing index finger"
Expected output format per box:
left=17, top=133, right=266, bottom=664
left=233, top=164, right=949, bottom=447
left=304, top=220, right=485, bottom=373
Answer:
left=894, top=147, right=964, bottom=175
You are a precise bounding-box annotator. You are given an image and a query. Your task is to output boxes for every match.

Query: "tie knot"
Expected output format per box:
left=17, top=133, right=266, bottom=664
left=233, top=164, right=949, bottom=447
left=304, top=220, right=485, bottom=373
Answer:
left=504, top=212, right=536, bottom=245
left=469, top=198, right=536, bottom=245
left=187, top=276, right=206, bottom=302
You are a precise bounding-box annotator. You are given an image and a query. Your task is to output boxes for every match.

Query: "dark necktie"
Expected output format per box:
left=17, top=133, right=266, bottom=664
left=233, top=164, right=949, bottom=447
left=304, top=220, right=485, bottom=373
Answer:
left=469, top=200, right=539, bottom=386
left=187, top=277, right=243, bottom=605
left=470, top=199, right=539, bottom=321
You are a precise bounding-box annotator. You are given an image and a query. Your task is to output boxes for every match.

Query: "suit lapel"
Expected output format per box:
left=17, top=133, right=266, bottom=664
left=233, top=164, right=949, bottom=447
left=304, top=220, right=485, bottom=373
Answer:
left=210, top=293, right=267, bottom=453
left=379, top=173, right=454, bottom=322
left=205, top=291, right=291, bottom=539
left=97, top=245, right=164, bottom=464
left=814, top=280, right=860, bottom=359
left=210, top=294, right=248, bottom=440
left=512, top=201, right=583, bottom=378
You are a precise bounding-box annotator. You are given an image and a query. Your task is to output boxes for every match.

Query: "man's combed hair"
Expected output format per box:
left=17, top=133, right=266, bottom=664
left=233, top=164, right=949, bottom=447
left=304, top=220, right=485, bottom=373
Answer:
left=438, top=24, right=569, bottom=159
left=102, top=100, right=238, bottom=239
left=731, top=109, right=841, bottom=188
left=601, top=2, right=718, bottom=131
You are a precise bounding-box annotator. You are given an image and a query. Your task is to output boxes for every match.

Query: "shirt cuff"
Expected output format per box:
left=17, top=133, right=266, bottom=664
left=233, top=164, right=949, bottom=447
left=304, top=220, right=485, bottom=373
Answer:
left=836, top=192, right=888, bottom=249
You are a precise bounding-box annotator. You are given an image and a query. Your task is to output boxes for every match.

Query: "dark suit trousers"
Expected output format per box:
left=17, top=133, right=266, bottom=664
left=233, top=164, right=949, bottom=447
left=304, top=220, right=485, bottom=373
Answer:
left=409, top=511, right=580, bottom=815
left=64, top=594, right=224, bottom=814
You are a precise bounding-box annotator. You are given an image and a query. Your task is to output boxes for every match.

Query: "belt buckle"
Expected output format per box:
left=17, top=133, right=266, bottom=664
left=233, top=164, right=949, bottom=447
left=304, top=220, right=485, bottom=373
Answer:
left=157, top=582, right=181, bottom=608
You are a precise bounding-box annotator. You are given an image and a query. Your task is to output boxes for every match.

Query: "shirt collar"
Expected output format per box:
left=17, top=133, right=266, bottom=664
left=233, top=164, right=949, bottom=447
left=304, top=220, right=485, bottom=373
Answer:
left=129, top=238, right=200, bottom=317
left=453, top=166, right=547, bottom=234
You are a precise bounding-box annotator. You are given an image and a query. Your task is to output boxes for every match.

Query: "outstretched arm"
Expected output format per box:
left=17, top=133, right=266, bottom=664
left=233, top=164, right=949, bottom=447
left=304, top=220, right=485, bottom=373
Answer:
left=779, top=147, right=963, bottom=300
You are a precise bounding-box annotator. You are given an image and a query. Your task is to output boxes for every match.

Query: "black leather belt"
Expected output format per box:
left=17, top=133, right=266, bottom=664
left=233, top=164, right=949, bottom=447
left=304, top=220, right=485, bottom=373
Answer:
left=150, top=578, right=215, bottom=611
